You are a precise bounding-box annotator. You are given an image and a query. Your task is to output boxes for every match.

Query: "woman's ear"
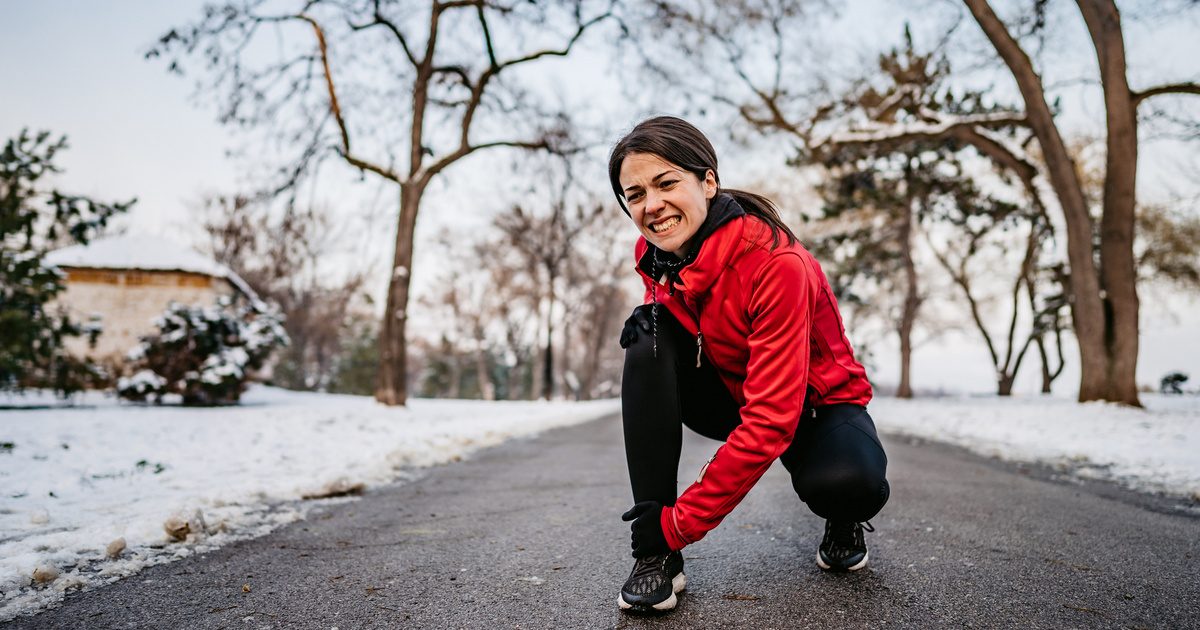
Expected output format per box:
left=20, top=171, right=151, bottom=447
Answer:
left=703, top=169, right=718, bottom=199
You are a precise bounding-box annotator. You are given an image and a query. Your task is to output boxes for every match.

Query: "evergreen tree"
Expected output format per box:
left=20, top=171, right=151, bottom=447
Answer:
left=812, top=29, right=1065, bottom=396
left=0, top=130, right=132, bottom=396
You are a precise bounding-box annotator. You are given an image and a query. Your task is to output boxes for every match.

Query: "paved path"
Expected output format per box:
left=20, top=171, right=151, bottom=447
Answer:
left=8, top=414, right=1200, bottom=629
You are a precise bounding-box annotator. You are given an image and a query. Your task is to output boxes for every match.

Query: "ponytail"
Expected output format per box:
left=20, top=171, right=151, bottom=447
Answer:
left=721, top=188, right=797, bottom=250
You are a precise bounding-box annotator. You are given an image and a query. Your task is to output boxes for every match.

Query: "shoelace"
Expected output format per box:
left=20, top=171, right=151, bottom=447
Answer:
left=626, top=554, right=669, bottom=594
left=827, top=521, right=874, bottom=557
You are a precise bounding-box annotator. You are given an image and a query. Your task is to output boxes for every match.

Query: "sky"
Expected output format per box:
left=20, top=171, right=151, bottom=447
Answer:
left=2, top=0, right=1197, bottom=395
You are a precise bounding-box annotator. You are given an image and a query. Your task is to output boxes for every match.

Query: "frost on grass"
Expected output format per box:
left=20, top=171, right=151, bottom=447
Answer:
left=0, top=386, right=618, bottom=621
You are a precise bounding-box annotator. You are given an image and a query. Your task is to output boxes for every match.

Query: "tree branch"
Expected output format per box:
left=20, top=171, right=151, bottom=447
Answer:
left=346, top=0, right=420, bottom=68
left=1132, top=82, right=1200, bottom=107
left=298, top=13, right=402, bottom=183
left=813, top=111, right=1029, bottom=149
left=422, top=138, right=552, bottom=182
left=428, top=2, right=611, bottom=182
left=432, top=65, right=473, bottom=91
left=925, top=230, right=1001, bottom=368
left=495, top=6, right=613, bottom=71
left=475, top=3, right=499, bottom=68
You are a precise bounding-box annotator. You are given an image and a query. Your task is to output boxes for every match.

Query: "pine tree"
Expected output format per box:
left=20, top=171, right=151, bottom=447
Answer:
left=0, top=130, right=132, bottom=396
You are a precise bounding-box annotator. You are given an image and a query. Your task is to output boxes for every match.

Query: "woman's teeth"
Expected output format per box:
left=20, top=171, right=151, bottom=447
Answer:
left=651, top=216, right=681, bottom=233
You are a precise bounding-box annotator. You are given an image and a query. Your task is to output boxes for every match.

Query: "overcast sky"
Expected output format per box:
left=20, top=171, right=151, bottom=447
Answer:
left=2, top=0, right=1197, bottom=394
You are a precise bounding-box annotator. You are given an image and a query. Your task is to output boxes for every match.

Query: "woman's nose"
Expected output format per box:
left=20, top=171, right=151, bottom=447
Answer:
left=644, top=189, right=666, bottom=213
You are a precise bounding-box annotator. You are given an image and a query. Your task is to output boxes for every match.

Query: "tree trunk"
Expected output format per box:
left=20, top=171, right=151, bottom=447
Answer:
left=447, top=349, right=462, bottom=398
left=580, top=287, right=617, bottom=401
left=895, top=198, right=919, bottom=399
left=375, top=183, right=423, bottom=406
left=962, top=0, right=1129, bottom=405
left=476, top=348, right=495, bottom=401
left=1036, top=336, right=1053, bottom=393
left=997, top=373, right=1015, bottom=396
left=1077, top=0, right=1141, bottom=406
left=530, top=344, right=543, bottom=401
left=541, top=273, right=557, bottom=401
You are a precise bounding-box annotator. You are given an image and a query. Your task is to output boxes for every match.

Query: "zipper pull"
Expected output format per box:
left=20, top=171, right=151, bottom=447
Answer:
left=695, top=332, right=703, bottom=368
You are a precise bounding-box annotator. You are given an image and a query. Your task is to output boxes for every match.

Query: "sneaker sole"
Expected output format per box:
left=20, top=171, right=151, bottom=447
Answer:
left=816, top=551, right=869, bottom=572
left=617, top=573, right=687, bottom=613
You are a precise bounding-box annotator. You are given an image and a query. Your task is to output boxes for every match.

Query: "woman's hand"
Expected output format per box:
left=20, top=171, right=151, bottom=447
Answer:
left=619, top=305, right=655, bottom=349
left=622, top=501, right=671, bottom=557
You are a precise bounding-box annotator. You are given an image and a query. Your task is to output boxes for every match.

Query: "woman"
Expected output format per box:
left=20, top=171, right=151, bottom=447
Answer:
left=610, top=116, right=890, bottom=614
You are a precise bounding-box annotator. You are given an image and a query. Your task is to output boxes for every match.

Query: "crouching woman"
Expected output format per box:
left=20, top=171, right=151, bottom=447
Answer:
left=610, top=116, right=890, bottom=614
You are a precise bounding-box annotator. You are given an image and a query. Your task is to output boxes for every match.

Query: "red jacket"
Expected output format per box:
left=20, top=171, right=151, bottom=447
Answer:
left=633, top=214, right=872, bottom=551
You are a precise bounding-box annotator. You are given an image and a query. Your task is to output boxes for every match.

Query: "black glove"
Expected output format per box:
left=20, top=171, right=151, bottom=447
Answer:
left=622, top=500, right=670, bottom=557
left=619, top=305, right=654, bottom=349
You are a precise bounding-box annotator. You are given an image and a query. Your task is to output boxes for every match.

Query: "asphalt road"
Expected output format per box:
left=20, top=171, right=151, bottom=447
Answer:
left=8, top=413, right=1199, bottom=629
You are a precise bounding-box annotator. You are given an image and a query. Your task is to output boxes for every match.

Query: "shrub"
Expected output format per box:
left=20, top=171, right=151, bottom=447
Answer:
left=1160, top=371, right=1189, bottom=395
left=117, top=297, right=287, bottom=405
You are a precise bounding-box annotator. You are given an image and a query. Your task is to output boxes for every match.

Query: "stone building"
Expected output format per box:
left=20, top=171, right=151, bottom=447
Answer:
left=45, top=234, right=261, bottom=363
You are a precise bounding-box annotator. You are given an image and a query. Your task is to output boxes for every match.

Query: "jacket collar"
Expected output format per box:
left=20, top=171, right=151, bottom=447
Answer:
left=636, top=193, right=746, bottom=297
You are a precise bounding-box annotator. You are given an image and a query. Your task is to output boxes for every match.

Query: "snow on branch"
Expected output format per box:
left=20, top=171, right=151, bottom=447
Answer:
left=870, top=84, right=921, bottom=122
left=813, top=111, right=1028, bottom=149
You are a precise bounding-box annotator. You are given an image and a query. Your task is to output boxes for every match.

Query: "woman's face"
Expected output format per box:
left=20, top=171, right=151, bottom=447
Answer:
left=618, top=152, right=717, bottom=257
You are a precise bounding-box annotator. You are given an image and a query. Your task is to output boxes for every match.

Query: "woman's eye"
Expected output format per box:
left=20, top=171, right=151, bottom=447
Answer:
left=660, top=180, right=678, bottom=189
left=627, top=192, right=643, bottom=202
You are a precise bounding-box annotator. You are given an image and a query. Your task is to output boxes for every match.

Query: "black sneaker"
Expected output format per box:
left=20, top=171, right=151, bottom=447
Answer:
left=817, top=520, right=874, bottom=571
left=617, top=551, right=686, bottom=613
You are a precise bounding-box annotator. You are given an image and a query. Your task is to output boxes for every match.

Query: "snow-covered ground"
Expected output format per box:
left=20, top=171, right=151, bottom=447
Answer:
left=2, top=387, right=1198, bottom=621
left=870, top=393, right=1200, bottom=501
left=0, top=387, right=619, bottom=621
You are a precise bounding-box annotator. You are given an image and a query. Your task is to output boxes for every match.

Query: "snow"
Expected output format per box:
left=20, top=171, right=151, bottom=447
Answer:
left=870, top=393, right=1200, bottom=500
left=0, top=387, right=619, bottom=621
left=43, top=235, right=263, bottom=308
left=114, top=370, right=165, bottom=398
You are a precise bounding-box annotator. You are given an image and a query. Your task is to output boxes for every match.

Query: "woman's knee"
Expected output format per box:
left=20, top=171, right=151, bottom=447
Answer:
left=789, top=424, right=890, bottom=521
left=795, top=467, right=889, bottom=521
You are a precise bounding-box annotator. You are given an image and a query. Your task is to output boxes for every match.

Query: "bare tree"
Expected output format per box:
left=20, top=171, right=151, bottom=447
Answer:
left=920, top=165, right=1069, bottom=395
left=493, top=200, right=605, bottom=399
left=924, top=0, right=1198, bottom=404
left=410, top=192, right=632, bottom=401
left=151, top=0, right=615, bottom=405
left=558, top=207, right=635, bottom=400
left=723, top=1, right=1199, bottom=404
left=417, top=229, right=543, bottom=400
left=199, top=195, right=370, bottom=391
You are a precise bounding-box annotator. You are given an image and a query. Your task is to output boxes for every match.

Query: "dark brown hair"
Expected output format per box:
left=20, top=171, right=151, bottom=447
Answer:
left=607, top=116, right=796, bottom=248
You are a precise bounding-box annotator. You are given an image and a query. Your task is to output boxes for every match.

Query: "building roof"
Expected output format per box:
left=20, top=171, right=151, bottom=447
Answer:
left=46, top=234, right=263, bottom=307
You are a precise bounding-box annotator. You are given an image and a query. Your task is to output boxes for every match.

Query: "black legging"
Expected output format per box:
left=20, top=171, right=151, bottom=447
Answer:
left=622, top=307, right=890, bottom=523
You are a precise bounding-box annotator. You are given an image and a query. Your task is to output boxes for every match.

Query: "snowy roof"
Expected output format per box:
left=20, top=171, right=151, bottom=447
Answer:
left=45, top=234, right=263, bottom=305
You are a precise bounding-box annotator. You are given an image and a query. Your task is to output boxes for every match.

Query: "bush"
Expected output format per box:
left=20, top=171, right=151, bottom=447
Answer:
left=117, top=297, right=287, bottom=405
left=1160, top=371, right=1189, bottom=395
